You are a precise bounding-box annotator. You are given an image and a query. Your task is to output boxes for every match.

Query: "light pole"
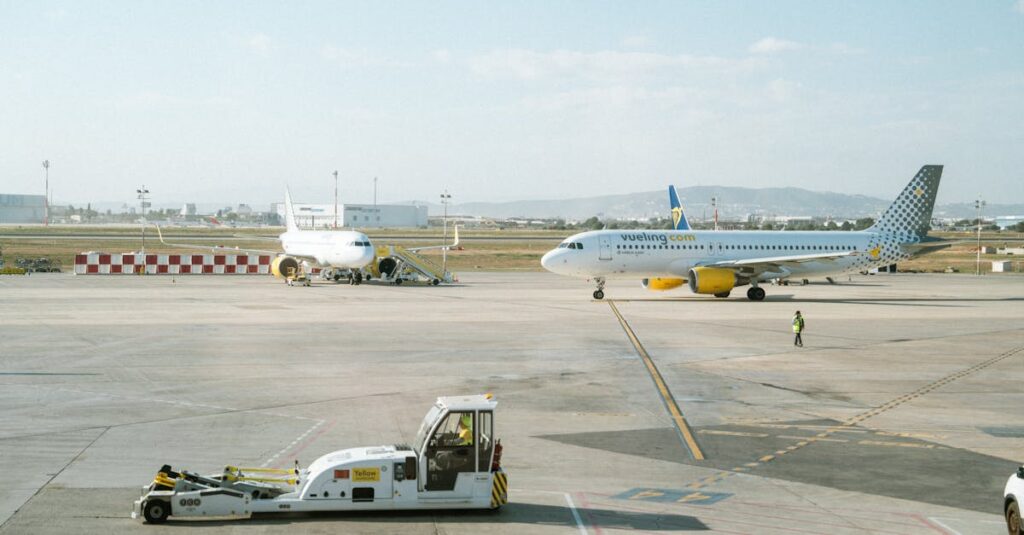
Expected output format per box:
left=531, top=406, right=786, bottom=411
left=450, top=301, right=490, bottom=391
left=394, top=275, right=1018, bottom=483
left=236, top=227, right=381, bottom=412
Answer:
left=373, top=176, right=378, bottom=225
left=711, top=196, right=719, bottom=231
left=440, top=190, right=451, bottom=273
left=976, top=197, right=986, bottom=276
left=137, top=186, right=150, bottom=254
left=42, top=160, right=50, bottom=226
left=333, top=170, right=339, bottom=229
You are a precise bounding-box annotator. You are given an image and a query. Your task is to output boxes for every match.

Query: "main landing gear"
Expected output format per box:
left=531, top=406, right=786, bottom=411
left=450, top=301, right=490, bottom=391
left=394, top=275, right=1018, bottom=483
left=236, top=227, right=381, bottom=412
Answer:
left=746, top=286, right=766, bottom=301
left=592, top=278, right=606, bottom=300
left=349, top=271, right=363, bottom=285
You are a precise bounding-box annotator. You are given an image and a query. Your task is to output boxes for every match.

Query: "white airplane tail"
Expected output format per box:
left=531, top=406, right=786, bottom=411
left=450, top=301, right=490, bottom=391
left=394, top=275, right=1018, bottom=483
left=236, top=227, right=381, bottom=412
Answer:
left=284, top=188, right=299, bottom=232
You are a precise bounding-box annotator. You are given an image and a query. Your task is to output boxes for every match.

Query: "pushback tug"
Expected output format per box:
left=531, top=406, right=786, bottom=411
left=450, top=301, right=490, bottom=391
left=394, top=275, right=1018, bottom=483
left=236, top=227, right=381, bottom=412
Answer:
left=133, top=394, right=507, bottom=523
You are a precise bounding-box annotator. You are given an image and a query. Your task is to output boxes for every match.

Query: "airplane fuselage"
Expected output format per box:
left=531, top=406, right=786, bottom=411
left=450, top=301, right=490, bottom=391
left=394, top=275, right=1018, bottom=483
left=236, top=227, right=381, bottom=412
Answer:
left=541, top=229, right=907, bottom=281
left=280, top=230, right=375, bottom=269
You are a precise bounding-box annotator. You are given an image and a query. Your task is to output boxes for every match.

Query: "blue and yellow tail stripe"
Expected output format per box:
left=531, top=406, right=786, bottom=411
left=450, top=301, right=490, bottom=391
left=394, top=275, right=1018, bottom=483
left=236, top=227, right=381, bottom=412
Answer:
left=490, top=470, right=508, bottom=509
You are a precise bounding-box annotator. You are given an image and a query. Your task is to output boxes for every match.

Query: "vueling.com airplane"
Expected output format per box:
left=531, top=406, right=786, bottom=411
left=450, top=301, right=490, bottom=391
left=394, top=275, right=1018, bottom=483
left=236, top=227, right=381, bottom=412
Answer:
left=541, top=165, right=948, bottom=301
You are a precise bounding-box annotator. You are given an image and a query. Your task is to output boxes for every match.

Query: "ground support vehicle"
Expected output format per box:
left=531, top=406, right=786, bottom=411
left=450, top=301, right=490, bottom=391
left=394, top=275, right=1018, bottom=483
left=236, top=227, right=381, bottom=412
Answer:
left=132, top=394, right=507, bottom=523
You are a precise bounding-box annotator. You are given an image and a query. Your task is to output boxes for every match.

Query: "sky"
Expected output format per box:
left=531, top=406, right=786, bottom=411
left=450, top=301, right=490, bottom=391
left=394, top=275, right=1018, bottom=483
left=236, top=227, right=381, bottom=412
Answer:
left=1, top=1, right=1022, bottom=208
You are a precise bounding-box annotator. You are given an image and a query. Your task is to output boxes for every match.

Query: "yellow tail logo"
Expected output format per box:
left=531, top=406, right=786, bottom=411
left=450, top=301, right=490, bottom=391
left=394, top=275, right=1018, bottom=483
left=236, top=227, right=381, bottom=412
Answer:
left=671, top=207, right=682, bottom=228
left=869, top=246, right=882, bottom=259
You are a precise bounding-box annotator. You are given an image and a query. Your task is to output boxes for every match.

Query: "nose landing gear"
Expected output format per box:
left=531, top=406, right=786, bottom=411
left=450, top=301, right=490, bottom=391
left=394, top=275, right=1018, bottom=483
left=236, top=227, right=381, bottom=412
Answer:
left=592, top=278, right=606, bottom=300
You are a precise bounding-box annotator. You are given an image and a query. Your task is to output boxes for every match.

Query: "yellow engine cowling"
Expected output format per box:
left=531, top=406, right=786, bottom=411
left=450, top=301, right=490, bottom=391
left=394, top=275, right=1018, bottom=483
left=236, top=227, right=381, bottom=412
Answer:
left=271, top=256, right=300, bottom=279
left=642, top=278, right=686, bottom=291
left=687, top=267, right=736, bottom=295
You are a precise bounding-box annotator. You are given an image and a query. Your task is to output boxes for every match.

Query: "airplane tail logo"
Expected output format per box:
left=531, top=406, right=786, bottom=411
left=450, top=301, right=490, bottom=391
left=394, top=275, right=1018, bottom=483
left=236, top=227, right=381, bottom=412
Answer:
left=668, top=186, right=691, bottom=231
left=869, top=165, right=942, bottom=240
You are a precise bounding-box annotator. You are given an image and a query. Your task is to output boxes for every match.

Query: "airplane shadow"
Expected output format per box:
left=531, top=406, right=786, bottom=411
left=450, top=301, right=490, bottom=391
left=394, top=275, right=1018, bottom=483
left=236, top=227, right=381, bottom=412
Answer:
left=172, top=502, right=708, bottom=531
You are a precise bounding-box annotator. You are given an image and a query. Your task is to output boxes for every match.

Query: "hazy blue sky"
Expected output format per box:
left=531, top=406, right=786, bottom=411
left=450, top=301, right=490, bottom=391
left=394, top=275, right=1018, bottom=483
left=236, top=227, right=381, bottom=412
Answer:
left=1, top=1, right=1022, bottom=207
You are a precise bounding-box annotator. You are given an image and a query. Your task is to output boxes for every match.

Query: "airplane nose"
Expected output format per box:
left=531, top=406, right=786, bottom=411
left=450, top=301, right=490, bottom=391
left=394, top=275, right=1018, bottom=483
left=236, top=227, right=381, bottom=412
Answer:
left=541, top=249, right=558, bottom=271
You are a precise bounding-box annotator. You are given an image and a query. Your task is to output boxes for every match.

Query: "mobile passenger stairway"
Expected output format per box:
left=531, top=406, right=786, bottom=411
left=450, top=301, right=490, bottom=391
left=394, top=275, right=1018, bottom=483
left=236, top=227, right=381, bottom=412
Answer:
left=372, top=245, right=456, bottom=286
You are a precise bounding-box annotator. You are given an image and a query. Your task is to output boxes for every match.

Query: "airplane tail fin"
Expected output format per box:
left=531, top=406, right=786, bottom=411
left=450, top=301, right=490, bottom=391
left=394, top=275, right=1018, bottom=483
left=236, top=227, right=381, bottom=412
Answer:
left=284, top=188, right=299, bottom=232
left=669, top=185, right=691, bottom=230
left=868, top=165, right=942, bottom=239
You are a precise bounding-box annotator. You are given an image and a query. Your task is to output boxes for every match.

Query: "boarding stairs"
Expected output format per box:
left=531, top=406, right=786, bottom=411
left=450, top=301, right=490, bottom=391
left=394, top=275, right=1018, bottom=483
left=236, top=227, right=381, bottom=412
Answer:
left=376, top=245, right=455, bottom=284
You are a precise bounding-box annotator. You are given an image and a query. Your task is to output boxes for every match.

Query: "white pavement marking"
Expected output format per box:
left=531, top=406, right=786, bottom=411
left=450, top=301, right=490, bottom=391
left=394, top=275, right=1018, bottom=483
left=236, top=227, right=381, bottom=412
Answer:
left=564, top=492, right=588, bottom=535
left=927, top=516, right=962, bottom=535
left=261, top=419, right=325, bottom=468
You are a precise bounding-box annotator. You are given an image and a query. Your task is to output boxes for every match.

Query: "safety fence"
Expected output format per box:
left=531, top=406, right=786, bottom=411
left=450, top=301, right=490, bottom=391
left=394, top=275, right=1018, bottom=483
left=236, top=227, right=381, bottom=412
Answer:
left=74, top=252, right=272, bottom=275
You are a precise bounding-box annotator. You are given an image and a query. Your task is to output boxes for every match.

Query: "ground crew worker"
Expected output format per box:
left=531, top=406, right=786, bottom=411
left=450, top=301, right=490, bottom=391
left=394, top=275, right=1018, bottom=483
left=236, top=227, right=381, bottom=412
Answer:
left=793, top=310, right=805, bottom=347
left=457, top=413, right=473, bottom=446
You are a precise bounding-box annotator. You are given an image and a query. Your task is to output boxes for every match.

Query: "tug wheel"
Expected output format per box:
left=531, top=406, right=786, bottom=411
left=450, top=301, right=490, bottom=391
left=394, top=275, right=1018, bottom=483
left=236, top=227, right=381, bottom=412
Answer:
left=143, top=499, right=170, bottom=524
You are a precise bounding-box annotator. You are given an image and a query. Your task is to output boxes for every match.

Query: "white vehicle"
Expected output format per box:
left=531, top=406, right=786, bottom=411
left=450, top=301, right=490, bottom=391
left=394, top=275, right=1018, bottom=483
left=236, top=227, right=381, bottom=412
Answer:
left=132, top=394, right=507, bottom=523
left=1006, top=466, right=1024, bottom=535
left=541, top=165, right=950, bottom=300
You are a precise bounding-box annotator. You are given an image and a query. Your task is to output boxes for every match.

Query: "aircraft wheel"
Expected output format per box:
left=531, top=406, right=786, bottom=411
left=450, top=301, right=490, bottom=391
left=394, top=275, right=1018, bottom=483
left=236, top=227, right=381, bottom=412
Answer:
left=713, top=292, right=730, bottom=298
left=747, top=287, right=766, bottom=301
left=354, top=272, right=363, bottom=285
left=432, top=279, right=440, bottom=286
left=143, top=499, right=170, bottom=524
left=394, top=278, right=403, bottom=286
left=593, top=290, right=604, bottom=300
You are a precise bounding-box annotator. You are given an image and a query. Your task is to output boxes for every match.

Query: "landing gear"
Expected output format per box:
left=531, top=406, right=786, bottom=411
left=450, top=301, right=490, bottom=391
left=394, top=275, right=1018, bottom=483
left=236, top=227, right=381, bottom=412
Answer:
left=354, top=272, right=363, bottom=285
left=592, top=278, right=606, bottom=300
left=746, top=287, right=766, bottom=301
left=593, top=290, right=604, bottom=300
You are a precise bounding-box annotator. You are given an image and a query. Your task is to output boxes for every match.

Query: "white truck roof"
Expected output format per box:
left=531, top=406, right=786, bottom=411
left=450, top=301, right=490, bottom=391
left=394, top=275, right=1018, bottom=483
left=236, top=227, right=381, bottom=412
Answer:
left=436, top=394, right=497, bottom=412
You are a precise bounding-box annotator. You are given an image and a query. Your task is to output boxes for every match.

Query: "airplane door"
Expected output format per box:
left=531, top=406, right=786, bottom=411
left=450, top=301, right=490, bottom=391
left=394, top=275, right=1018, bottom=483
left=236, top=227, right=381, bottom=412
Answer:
left=599, top=236, right=612, bottom=261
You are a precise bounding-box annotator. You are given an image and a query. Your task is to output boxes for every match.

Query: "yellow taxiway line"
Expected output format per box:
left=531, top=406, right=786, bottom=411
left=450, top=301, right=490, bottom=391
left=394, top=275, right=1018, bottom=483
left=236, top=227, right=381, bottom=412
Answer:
left=607, top=300, right=705, bottom=461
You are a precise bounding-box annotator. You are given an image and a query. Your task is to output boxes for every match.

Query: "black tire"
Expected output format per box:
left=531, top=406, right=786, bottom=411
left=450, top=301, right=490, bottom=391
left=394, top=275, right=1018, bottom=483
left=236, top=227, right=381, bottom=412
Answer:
left=143, top=499, right=170, bottom=524
left=394, top=278, right=403, bottom=286
left=593, top=290, right=604, bottom=300
left=432, top=279, right=440, bottom=286
left=747, top=287, right=766, bottom=301
left=714, top=292, right=730, bottom=298
left=1009, top=500, right=1022, bottom=535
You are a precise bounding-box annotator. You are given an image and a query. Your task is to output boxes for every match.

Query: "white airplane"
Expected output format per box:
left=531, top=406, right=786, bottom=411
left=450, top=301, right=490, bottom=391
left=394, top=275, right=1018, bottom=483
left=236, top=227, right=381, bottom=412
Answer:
left=541, top=165, right=948, bottom=301
left=158, top=189, right=375, bottom=284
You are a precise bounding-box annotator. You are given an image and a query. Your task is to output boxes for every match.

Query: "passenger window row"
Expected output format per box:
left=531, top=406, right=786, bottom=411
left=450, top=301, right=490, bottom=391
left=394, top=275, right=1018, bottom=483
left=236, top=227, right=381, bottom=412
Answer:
left=616, top=244, right=859, bottom=251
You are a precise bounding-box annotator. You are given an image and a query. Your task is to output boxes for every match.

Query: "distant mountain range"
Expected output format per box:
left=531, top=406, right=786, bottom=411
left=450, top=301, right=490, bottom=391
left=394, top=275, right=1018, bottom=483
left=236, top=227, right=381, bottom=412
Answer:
left=424, top=187, right=1024, bottom=221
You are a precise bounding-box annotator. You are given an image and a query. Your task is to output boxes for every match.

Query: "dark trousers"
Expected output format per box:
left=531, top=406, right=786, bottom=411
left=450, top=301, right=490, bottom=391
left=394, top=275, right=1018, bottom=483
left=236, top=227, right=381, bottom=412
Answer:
left=794, top=332, right=803, bottom=346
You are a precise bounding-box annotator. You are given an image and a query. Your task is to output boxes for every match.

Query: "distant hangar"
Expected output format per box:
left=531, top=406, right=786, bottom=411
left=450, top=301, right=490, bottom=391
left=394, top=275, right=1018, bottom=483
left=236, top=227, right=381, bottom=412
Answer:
left=0, top=194, right=46, bottom=224
left=272, top=202, right=428, bottom=229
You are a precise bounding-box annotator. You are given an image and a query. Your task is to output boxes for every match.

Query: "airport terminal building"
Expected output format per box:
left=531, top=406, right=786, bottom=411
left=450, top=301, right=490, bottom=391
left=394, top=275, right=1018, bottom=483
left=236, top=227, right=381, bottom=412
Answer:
left=272, top=202, right=428, bottom=229
left=0, top=194, right=46, bottom=224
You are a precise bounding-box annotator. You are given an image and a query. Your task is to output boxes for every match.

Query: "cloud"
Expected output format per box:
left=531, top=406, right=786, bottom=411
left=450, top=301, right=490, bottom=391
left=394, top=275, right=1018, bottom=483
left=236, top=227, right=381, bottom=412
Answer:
left=468, top=49, right=764, bottom=81
left=246, top=33, right=272, bottom=54
left=621, top=35, right=652, bottom=49
left=749, top=37, right=803, bottom=54
left=432, top=49, right=452, bottom=64
left=1016, top=0, right=1024, bottom=13
left=44, top=8, right=68, bottom=20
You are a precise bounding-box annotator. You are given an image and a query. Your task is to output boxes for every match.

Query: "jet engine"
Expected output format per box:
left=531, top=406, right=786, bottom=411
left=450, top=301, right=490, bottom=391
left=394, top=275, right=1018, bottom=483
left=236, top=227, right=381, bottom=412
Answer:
left=642, top=278, right=686, bottom=291
left=271, top=256, right=300, bottom=279
left=687, top=267, right=736, bottom=296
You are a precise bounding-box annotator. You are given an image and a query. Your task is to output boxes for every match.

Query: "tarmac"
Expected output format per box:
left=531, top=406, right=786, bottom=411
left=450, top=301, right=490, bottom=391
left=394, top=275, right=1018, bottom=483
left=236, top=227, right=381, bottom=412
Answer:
left=1, top=271, right=1022, bottom=534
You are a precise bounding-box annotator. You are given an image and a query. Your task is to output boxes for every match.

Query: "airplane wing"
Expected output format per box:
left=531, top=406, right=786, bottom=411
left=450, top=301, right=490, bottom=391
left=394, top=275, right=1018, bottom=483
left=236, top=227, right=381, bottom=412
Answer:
left=698, top=251, right=855, bottom=278
left=407, top=225, right=460, bottom=253
left=154, top=225, right=290, bottom=257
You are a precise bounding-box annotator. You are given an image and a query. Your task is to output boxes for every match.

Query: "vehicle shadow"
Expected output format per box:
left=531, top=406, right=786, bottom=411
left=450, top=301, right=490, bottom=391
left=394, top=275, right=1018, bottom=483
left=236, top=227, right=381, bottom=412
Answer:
left=175, top=502, right=709, bottom=531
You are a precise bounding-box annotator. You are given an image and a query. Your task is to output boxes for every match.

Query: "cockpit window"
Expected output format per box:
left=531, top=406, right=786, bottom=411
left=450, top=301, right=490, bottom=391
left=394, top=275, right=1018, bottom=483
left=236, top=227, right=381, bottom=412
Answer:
left=575, top=242, right=583, bottom=249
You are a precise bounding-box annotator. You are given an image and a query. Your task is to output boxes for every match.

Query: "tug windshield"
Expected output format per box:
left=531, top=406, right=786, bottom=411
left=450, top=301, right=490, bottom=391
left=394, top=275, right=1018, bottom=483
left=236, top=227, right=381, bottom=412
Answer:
left=414, top=404, right=444, bottom=453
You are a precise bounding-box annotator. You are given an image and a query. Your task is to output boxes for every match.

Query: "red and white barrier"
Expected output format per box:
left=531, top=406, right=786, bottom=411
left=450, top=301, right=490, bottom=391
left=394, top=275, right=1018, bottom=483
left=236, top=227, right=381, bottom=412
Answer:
left=74, top=252, right=272, bottom=275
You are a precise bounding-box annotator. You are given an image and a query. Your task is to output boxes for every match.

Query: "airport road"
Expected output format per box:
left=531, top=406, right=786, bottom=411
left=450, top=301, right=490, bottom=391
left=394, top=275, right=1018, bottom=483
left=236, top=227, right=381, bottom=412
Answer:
left=0, top=272, right=1022, bottom=534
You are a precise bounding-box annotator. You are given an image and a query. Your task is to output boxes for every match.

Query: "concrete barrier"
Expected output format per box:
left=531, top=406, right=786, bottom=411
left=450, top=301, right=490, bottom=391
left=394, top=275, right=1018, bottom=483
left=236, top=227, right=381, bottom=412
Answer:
left=74, top=252, right=272, bottom=275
